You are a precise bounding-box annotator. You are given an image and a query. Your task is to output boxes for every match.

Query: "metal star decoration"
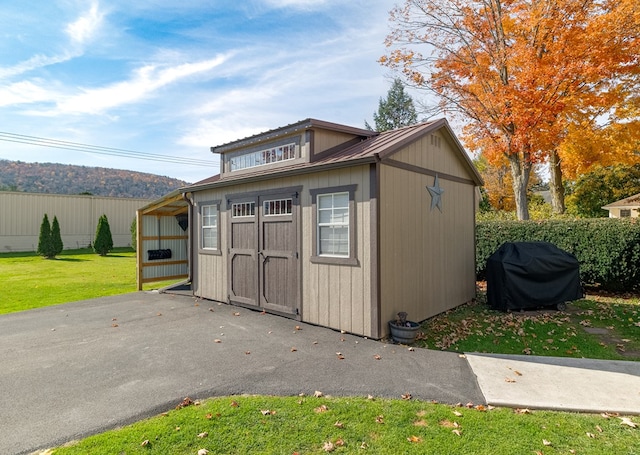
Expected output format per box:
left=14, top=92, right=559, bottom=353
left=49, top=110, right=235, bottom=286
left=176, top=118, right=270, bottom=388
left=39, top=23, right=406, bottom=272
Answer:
left=426, top=174, right=444, bottom=212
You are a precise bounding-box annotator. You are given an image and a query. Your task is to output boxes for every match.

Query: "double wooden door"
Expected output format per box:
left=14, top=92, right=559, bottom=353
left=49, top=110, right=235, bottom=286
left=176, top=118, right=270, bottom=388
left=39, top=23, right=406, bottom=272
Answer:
left=228, top=188, right=300, bottom=317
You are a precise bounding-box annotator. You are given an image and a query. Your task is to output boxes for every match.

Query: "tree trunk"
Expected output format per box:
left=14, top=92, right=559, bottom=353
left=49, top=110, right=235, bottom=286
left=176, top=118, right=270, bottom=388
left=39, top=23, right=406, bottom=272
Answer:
left=549, top=149, right=565, bottom=214
left=507, top=151, right=531, bottom=220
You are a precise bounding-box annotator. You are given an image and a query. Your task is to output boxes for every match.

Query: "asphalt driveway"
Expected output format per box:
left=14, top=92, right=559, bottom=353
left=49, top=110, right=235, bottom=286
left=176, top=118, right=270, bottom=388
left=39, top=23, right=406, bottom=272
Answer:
left=0, top=292, right=483, bottom=455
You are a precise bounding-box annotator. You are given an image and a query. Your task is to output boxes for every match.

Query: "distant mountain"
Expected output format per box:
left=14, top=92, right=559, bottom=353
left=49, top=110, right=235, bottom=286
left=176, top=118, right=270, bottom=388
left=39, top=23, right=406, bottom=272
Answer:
left=0, top=160, right=190, bottom=199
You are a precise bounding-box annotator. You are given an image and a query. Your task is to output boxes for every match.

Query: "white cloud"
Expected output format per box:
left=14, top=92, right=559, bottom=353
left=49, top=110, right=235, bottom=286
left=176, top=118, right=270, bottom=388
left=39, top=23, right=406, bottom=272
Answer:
left=0, top=53, right=74, bottom=80
left=65, top=0, right=104, bottom=45
left=56, top=55, right=228, bottom=115
left=0, top=81, right=59, bottom=107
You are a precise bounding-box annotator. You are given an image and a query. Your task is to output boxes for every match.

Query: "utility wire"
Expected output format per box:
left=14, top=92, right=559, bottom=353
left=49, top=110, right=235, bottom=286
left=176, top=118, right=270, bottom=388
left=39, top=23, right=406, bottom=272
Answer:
left=0, top=131, right=218, bottom=167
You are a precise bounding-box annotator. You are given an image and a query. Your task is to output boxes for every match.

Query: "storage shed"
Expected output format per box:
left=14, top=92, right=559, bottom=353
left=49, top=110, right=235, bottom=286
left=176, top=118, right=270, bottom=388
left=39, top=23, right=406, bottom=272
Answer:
left=138, top=118, right=483, bottom=338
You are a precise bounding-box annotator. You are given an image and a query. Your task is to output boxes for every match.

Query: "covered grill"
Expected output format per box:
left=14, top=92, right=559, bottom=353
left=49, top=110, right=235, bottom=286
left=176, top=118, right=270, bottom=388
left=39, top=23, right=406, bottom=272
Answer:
left=486, top=241, right=583, bottom=311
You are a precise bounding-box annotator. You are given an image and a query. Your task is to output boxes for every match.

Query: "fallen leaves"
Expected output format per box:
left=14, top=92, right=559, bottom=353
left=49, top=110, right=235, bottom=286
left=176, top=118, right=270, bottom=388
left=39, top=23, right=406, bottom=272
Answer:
left=176, top=397, right=194, bottom=409
left=620, top=417, right=638, bottom=428
left=407, top=435, right=422, bottom=443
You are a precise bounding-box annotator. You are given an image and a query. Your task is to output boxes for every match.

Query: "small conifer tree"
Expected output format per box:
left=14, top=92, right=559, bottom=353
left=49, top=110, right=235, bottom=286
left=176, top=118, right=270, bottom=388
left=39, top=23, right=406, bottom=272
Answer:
left=37, top=214, right=55, bottom=259
left=94, top=214, right=113, bottom=256
left=130, top=217, right=137, bottom=251
left=51, top=216, right=64, bottom=256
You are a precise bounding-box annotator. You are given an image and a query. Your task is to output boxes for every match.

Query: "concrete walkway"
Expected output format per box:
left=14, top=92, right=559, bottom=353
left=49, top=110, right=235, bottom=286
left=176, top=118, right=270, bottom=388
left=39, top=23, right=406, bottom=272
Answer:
left=0, top=292, right=637, bottom=455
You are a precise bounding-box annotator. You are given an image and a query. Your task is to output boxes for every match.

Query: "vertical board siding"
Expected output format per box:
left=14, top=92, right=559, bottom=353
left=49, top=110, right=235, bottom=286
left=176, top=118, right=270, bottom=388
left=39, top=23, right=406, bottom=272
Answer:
left=379, top=136, right=477, bottom=332
left=192, top=165, right=373, bottom=336
left=313, top=130, right=358, bottom=155
left=139, top=214, right=188, bottom=282
left=0, top=192, right=151, bottom=252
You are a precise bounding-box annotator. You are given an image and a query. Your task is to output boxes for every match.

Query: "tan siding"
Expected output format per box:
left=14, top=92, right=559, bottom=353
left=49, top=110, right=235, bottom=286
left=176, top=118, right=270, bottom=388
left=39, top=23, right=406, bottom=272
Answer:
left=312, top=130, right=358, bottom=155
left=379, top=164, right=476, bottom=333
left=392, top=132, right=472, bottom=180
left=191, top=165, right=374, bottom=337
left=0, top=192, right=151, bottom=252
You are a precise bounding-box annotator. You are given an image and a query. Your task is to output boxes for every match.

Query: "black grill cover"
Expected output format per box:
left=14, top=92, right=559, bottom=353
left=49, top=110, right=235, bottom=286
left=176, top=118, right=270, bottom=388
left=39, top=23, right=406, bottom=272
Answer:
left=486, top=242, right=583, bottom=311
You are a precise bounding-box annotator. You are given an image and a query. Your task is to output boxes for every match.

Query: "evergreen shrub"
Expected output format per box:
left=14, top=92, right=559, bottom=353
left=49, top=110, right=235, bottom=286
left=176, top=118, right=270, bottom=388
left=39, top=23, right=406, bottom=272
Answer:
left=51, top=215, right=63, bottom=256
left=94, top=214, right=114, bottom=256
left=476, top=219, right=640, bottom=292
left=37, top=214, right=55, bottom=259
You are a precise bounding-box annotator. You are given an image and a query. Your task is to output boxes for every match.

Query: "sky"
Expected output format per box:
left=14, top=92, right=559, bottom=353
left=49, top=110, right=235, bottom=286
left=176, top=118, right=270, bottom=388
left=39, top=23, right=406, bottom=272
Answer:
left=0, top=0, right=409, bottom=183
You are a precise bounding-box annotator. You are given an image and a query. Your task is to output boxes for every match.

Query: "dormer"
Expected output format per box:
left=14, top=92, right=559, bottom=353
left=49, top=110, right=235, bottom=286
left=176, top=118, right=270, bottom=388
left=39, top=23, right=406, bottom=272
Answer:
left=211, top=118, right=377, bottom=178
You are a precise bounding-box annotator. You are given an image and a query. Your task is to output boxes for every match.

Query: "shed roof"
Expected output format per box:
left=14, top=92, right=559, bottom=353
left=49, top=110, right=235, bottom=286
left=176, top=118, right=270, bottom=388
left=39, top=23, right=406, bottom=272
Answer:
left=188, top=118, right=482, bottom=192
left=140, top=118, right=483, bottom=215
left=211, top=118, right=376, bottom=154
left=602, top=192, right=640, bottom=209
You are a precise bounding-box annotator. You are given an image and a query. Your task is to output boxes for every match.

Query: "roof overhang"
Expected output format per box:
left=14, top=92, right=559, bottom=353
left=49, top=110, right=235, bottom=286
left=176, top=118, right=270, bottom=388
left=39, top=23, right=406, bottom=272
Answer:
left=139, top=190, right=189, bottom=217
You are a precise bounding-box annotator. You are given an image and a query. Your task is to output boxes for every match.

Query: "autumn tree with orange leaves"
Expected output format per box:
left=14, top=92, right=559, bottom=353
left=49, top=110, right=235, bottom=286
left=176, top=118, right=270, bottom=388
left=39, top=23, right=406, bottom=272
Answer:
left=381, top=0, right=639, bottom=220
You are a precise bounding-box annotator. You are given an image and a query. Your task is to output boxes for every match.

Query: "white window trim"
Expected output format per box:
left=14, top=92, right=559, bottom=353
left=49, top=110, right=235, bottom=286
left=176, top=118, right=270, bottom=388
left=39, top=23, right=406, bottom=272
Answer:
left=199, top=200, right=221, bottom=255
left=230, top=143, right=296, bottom=171
left=309, top=185, right=358, bottom=266
left=317, top=192, right=350, bottom=257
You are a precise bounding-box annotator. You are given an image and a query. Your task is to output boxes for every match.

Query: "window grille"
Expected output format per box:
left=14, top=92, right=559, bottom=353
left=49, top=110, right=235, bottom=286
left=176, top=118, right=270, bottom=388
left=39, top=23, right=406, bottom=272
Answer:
left=232, top=202, right=255, bottom=218
left=264, top=198, right=293, bottom=216
left=202, top=205, right=218, bottom=249
left=230, top=143, right=296, bottom=171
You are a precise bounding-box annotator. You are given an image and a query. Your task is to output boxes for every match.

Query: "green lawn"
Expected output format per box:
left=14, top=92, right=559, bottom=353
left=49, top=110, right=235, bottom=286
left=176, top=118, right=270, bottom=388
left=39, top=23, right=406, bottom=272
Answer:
left=52, top=396, right=640, bottom=455
left=3, top=253, right=639, bottom=453
left=0, top=248, right=176, bottom=315
left=416, top=288, right=640, bottom=361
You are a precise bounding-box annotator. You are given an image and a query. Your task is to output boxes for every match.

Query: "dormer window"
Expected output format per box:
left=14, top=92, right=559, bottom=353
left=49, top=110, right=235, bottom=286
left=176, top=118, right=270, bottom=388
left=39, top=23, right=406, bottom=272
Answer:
left=230, top=143, right=296, bottom=171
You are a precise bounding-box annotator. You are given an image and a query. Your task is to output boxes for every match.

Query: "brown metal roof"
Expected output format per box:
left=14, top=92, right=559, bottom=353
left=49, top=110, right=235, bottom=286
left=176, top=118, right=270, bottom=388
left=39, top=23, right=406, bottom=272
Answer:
left=186, top=118, right=482, bottom=192
left=210, top=118, right=377, bottom=154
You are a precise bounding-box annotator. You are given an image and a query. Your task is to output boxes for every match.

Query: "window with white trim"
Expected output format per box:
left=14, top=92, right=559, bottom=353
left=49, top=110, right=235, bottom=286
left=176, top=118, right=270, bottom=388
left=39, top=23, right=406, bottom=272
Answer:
left=232, top=202, right=255, bottom=218
left=309, top=184, right=357, bottom=265
left=317, top=192, right=349, bottom=256
left=620, top=209, right=631, bottom=218
left=202, top=204, right=218, bottom=250
left=230, top=143, right=296, bottom=171
left=264, top=198, right=292, bottom=216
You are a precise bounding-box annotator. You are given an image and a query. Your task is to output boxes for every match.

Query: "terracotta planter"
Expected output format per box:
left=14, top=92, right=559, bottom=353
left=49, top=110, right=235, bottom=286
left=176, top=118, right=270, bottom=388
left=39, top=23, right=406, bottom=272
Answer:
left=388, top=320, right=420, bottom=344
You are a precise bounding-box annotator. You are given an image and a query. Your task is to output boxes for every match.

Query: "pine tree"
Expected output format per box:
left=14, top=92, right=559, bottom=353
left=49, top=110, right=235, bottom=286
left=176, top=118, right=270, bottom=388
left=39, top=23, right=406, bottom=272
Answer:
left=37, top=214, right=55, bottom=259
left=51, top=216, right=63, bottom=256
left=130, top=217, right=137, bottom=251
left=94, top=214, right=113, bottom=256
left=368, top=78, right=418, bottom=132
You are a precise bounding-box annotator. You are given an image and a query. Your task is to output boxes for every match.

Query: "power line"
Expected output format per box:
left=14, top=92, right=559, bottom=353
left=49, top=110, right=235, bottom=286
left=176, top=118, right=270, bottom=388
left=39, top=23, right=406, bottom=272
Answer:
left=0, top=131, right=218, bottom=167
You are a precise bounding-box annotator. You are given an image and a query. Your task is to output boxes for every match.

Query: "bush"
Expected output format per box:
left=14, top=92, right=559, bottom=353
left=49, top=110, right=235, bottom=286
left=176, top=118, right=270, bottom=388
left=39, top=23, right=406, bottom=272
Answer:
left=51, top=216, right=63, bottom=256
left=476, top=219, right=640, bottom=292
left=37, top=214, right=55, bottom=259
left=94, top=214, right=113, bottom=256
left=130, top=217, right=137, bottom=251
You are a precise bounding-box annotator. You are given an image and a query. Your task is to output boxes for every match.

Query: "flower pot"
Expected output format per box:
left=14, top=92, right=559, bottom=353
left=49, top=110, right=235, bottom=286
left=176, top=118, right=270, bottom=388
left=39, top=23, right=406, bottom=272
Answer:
left=388, top=320, right=420, bottom=344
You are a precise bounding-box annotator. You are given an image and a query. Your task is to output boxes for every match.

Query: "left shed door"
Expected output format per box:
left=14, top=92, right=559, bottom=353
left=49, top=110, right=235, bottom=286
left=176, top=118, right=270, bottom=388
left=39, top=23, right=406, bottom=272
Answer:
left=227, top=189, right=300, bottom=317
left=228, top=199, right=258, bottom=307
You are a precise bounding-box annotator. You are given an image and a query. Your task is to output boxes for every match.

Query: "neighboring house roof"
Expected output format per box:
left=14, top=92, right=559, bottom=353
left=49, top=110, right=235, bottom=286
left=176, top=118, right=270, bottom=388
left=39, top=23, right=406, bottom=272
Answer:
left=602, top=193, right=640, bottom=209
left=186, top=118, right=483, bottom=193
